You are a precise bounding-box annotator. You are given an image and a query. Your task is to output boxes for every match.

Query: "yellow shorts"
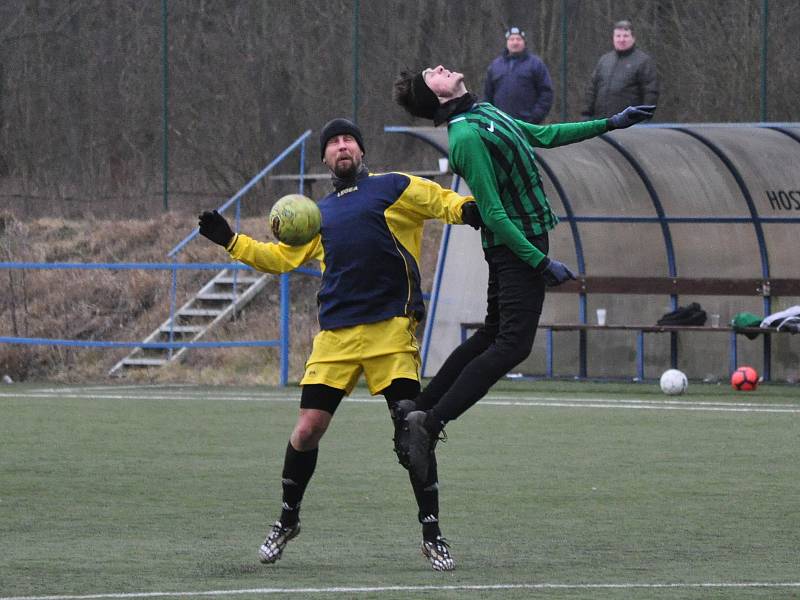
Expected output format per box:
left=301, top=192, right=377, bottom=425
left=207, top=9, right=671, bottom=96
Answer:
left=300, top=316, right=421, bottom=395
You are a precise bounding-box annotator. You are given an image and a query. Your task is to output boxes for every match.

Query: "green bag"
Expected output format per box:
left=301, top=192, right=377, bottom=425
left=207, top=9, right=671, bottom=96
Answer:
left=731, top=312, right=762, bottom=339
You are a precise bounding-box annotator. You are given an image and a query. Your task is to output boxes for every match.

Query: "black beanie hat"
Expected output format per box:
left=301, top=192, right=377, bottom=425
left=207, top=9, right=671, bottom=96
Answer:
left=319, top=118, right=365, bottom=160
left=407, top=72, right=440, bottom=120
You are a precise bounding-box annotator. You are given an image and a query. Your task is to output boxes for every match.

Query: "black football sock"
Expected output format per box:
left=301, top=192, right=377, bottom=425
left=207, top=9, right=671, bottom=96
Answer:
left=411, top=454, right=442, bottom=541
left=279, top=442, right=318, bottom=527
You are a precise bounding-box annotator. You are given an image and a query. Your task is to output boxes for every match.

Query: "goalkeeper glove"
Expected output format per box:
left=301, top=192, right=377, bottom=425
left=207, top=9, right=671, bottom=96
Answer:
left=461, top=202, right=484, bottom=230
left=538, top=257, right=576, bottom=287
left=608, top=105, right=656, bottom=129
left=198, top=210, right=234, bottom=247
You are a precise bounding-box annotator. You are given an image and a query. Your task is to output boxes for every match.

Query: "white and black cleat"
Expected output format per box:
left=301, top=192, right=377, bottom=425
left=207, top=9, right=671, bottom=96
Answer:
left=421, top=535, right=455, bottom=571
left=258, top=520, right=300, bottom=564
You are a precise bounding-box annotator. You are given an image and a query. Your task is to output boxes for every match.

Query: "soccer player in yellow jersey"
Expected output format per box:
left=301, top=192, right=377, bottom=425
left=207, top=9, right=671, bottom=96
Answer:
left=198, top=118, right=482, bottom=570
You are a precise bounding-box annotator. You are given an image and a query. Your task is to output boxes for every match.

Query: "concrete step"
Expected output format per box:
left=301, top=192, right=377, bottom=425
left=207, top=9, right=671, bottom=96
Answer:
left=198, top=292, right=237, bottom=301
left=216, top=275, right=261, bottom=285
left=122, top=357, right=168, bottom=367
left=109, top=268, right=269, bottom=375
left=178, top=308, right=223, bottom=317
left=159, top=325, right=203, bottom=334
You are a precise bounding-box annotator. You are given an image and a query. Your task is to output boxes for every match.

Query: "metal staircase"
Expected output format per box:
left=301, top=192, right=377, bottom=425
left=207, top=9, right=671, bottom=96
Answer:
left=109, top=269, right=269, bottom=374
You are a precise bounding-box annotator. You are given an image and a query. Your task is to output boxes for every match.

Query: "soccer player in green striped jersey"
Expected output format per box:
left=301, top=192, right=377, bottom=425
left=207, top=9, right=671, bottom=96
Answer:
left=393, top=65, right=654, bottom=483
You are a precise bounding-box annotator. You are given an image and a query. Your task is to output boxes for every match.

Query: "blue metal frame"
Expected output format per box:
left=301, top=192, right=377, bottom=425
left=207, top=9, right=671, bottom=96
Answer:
left=770, top=126, right=800, bottom=145
left=542, top=326, right=755, bottom=381
left=598, top=135, right=678, bottom=280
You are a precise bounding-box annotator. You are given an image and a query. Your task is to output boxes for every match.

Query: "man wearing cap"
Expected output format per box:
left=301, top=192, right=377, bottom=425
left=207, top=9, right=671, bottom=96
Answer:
left=197, top=118, right=482, bottom=571
left=582, top=20, right=660, bottom=119
left=393, top=66, right=654, bottom=484
left=484, top=26, right=553, bottom=124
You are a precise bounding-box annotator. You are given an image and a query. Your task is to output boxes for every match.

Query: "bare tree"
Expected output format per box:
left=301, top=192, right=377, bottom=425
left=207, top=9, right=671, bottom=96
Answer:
left=0, top=0, right=794, bottom=218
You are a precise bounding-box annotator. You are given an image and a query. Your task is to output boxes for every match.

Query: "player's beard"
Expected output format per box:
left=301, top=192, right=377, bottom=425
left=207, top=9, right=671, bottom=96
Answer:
left=332, top=156, right=361, bottom=179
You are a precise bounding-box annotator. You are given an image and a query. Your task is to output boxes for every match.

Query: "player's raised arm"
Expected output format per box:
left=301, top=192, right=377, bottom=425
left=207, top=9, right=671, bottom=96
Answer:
left=198, top=209, right=321, bottom=275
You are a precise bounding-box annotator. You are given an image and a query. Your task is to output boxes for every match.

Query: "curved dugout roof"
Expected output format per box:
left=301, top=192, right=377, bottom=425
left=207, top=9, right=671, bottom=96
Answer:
left=385, top=124, right=800, bottom=380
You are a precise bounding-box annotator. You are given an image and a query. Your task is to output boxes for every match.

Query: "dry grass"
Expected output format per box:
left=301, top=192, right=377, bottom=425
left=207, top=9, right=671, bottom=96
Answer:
left=0, top=212, right=443, bottom=384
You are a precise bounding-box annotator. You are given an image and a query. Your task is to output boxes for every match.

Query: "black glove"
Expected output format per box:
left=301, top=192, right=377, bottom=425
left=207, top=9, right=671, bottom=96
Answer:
left=461, top=202, right=484, bottom=230
left=198, top=210, right=234, bottom=247
left=608, top=105, right=656, bottom=129
left=539, top=257, right=576, bottom=287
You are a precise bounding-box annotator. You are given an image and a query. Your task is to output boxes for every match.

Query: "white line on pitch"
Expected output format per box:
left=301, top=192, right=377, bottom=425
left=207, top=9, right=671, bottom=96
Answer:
left=13, top=386, right=800, bottom=409
left=23, top=387, right=800, bottom=409
left=3, top=581, right=800, bottom=600
left=480, top=400, right=800, bottom=413
left=2, top=391, right=798, bottom=414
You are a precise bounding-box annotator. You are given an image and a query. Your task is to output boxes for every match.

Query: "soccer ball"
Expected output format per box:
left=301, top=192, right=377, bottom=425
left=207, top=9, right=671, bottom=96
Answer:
left=269, top=194, right=321, bottom=246
left=731, top=365, right=759, bottom=391
left=659, top=369, right=688, bottom=395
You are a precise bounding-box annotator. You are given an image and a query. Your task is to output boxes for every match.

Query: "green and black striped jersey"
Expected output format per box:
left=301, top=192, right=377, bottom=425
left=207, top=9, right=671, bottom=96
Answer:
left=448, top=102, right=608, bottom=268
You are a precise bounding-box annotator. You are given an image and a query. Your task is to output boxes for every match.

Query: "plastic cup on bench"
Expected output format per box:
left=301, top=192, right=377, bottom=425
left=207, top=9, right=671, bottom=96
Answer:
left=710, top=313, right=721, bottom=327
left=596, top=308, right=607, bottom=326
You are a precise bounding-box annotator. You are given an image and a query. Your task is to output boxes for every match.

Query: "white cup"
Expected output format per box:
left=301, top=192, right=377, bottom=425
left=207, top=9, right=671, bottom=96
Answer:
left=710, top=313, right=720, bottom=327
left=596, top=308, right=607, bottom=326
left=438, top=157, right=449, bottom=173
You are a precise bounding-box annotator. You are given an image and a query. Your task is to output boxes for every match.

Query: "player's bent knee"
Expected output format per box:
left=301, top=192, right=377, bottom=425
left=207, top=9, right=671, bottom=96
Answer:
left=494, top=334, right=535, bottom=367
left=292, top=412, right=331, bottom=448
left=491, top=343, right=532, bottom=371
left=506, top=346, right=533, bottom=367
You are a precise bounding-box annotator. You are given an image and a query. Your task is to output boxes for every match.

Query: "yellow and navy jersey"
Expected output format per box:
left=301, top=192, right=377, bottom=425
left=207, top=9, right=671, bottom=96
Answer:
left=227, top=172, right=472, bottom=330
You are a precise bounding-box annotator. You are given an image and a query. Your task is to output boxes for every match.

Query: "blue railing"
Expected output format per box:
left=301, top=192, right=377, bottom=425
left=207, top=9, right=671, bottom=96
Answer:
left=1, top=131, right=316, bottom=385
left=0, top=262, right=321, bottom=372
left=164, top=129, right=312, bottom=384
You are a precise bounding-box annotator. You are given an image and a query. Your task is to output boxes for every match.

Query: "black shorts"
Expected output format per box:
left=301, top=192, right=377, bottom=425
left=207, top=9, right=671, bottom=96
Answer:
left=299, top=384, right=346, bottom=414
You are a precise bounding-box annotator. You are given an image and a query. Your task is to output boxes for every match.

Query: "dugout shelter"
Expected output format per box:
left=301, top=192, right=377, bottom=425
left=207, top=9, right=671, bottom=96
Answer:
left=385, top=123, right=800, bottom=382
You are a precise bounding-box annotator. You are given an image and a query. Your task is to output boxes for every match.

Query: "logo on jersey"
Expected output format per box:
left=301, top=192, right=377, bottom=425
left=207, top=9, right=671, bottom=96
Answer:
left=337, top=185, right=358, bottom=197
left=486, top=122, right=495, bottom=133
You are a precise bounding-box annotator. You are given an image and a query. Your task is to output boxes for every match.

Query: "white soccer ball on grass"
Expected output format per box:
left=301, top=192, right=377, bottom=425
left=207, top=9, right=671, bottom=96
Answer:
left=659, top=369, right=688, bottom=396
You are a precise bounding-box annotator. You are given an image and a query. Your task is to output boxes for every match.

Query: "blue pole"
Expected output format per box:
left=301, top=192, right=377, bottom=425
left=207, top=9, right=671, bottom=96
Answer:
left=168, top=261, right=178, bottom=359
left=299, top=140, right=306, bottom=194
left=636, top=332, right=644, bottom=381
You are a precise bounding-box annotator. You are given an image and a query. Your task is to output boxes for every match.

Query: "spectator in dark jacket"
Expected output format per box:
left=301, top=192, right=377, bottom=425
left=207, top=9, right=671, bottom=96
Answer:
left=582, top=20, right=659, bottom=119
left=484, top=26, right=553, bottom=124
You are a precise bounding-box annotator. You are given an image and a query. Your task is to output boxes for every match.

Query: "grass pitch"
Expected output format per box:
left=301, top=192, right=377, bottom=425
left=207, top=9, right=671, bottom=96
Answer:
left=1, top=380, right=799, bottom=599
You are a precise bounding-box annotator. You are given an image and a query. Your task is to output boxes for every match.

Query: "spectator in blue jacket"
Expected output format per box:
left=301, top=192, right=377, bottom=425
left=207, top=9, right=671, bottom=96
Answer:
left=483, top=26, right=554, bottom=124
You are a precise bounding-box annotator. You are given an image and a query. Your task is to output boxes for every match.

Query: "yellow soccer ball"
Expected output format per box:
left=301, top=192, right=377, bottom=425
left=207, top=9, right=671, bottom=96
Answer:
left=269, top=194, right=321, bottom=246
